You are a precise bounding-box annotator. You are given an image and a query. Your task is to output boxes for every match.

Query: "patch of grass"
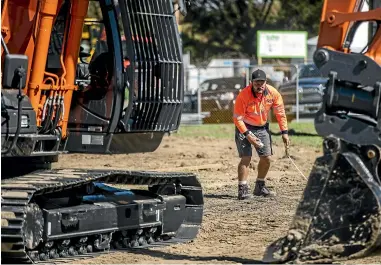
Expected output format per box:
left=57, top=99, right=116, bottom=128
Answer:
left=175, top=121, right=323, bottom=148
left=176, top=123, right=236, bottom=139
left=272, top=133, right=322, bottom=149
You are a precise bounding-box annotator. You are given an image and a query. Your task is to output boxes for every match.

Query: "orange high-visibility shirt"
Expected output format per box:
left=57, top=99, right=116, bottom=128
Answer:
left=233, top=84, right=288, bottom=134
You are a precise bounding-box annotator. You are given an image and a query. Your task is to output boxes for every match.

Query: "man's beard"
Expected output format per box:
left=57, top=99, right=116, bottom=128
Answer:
left=255, top=87, right=264, bottom=93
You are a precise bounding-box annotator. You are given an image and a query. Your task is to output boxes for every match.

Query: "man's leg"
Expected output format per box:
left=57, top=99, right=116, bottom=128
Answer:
left=237, top=156, right=252, bottom=200
left=257, top=156, right=271, bottom=181
left=238, top=156, right=251, bottom=183
left=253, top=128, right=275, bottom=197
left=235, top=129, right=252, bottom=200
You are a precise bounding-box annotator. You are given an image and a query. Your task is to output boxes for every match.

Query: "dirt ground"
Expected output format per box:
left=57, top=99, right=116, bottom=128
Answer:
left=55, top=134, right=381, bottom=264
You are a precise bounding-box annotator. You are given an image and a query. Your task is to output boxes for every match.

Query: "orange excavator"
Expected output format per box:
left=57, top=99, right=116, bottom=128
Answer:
left=1, top=0, right=203, bottom=263
left=264, top=0, right=381, bottom=263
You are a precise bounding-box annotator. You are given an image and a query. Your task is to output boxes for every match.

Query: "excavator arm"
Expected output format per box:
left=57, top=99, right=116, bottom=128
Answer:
left=264, top=0, right=381, bottom=263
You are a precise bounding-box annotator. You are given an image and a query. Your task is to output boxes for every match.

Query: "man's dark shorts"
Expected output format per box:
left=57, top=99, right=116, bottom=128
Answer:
left=235, top=123, right=273, bottom=157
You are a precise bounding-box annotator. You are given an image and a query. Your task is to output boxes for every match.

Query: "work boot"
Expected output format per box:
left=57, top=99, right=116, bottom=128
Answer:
left=253, top=180, right=275, bottom=197
left=238, top=183, right=251, bottom=200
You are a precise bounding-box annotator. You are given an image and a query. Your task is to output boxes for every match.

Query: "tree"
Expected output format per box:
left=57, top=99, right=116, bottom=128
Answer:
left=181, top=0, right=324, bottom=64
left=275, top=0, right=324, bottom=37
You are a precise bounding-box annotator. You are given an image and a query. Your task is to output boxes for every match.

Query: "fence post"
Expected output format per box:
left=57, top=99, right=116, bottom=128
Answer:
left=197, top=68, right=202, bottom=123
left=295, top=64, right=300, bottom=123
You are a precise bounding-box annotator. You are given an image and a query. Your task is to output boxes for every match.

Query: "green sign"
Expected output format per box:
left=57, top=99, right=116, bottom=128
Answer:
left=257, top=31, right=308, bottom=58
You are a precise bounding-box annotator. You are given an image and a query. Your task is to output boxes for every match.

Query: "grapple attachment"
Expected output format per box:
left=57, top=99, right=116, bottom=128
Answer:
left=263, top=136, right=381, bottom=263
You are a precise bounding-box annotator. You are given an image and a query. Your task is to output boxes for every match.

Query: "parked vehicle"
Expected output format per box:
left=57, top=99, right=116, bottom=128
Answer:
left=183, top=76, right=278, bottom=112
left=277, top=63, right=328, bottom=120
left=183, top=92, right=198, bottom=113
left=182, top=76, right=246, bottom=114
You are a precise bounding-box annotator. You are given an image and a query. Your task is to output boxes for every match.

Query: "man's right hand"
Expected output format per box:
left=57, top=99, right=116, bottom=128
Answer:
left=247, top=134, right=263, bottom=149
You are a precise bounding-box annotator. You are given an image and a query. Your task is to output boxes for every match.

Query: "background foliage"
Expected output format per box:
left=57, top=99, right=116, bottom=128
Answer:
left=181, top=0, right=324, bottom=64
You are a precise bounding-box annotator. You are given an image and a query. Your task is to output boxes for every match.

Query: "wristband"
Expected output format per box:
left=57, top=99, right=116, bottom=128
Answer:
left=243, top=131, right=264, bottom=148
left=244, top=131, right=255, bottom=139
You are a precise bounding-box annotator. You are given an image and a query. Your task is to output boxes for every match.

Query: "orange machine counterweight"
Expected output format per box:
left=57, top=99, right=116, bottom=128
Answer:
left=61, top=0, right=90, bottom=139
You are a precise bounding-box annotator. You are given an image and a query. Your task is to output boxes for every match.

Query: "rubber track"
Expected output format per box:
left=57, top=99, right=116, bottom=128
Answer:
left=1, top=168, right=203, bottom=264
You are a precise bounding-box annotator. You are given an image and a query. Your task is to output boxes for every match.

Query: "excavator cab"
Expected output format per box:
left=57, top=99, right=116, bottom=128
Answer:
left=64, top=0, right=186, bottom=154
left=264, top=0, right=381, bottom=263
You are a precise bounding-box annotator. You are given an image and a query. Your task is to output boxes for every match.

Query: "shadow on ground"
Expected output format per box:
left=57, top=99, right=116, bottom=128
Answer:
left=127, top=248, right=265, bottom=264
left=270, top=129, right=320, bottom=137
left=204, top=194, right=237, bottom=200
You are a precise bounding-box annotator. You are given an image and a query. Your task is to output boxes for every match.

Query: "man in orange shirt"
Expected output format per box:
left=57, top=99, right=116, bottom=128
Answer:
left=233, top=69, right=290, bottom=200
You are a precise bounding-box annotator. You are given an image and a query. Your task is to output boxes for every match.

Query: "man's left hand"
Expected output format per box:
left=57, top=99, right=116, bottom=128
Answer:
left=282, top=134, right=290, bottom=156
left=282, top=134, right=290, bottom=148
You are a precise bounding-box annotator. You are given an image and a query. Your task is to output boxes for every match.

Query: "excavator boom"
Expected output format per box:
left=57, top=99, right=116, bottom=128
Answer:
left=264, top=0, right=381, bottom=263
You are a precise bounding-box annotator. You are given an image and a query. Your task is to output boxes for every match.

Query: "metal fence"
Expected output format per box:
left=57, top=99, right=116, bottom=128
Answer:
left=181, top=63, right=324, bottom=125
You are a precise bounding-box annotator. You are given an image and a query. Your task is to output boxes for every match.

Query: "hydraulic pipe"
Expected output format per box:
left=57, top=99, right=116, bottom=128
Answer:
left=27, top=0, right=59, bottom=124
left=61, top=0, right=89, bottom=138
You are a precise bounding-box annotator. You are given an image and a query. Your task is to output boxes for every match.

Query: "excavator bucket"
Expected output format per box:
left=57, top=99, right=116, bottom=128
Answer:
left=263, top=0, right=381, bottom=254
left=264, top=136, right=381, bottom=263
